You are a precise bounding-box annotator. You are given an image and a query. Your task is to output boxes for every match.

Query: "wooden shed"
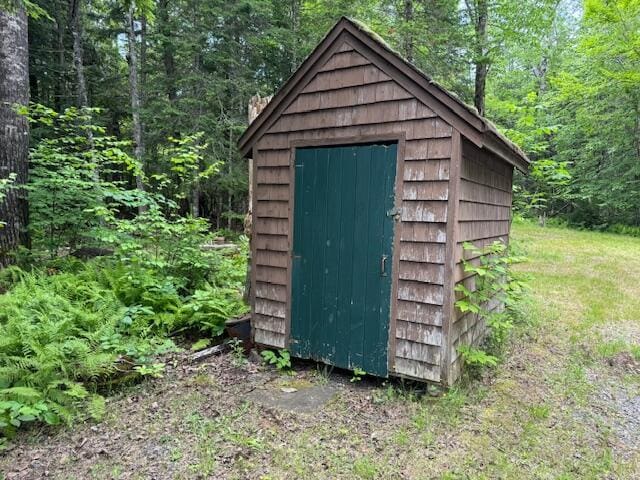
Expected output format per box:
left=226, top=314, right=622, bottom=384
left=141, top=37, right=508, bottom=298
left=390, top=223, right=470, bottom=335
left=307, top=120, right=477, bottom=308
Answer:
left=237, top=17, right=529, bottom=385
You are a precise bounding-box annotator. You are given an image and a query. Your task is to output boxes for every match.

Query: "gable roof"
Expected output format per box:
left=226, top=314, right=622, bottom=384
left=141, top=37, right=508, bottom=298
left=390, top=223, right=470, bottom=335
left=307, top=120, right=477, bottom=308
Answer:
left=238, top=17, right=530, bottom=172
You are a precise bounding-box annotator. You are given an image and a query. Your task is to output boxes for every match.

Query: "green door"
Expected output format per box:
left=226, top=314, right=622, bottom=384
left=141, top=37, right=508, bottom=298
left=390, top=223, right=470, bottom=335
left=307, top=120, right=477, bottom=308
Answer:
left=291, top=143, right=397, bottom=377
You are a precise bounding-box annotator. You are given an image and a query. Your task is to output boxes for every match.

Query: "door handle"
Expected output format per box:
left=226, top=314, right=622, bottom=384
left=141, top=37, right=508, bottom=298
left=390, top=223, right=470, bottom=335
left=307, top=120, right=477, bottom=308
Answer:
left=381, top=255, right=388, bottom=276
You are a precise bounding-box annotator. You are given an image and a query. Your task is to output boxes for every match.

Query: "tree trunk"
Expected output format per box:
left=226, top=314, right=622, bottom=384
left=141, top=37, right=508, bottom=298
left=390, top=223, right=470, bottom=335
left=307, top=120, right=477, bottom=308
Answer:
left=402, top=0, right=414, bottom=63
left=69, top=0, right=88, bottom=108
left=291, top=0, right=301, bottom=72
left=126, top=4, right=146, bottom=211
left=55, top=9, right=65, bottom=111
left=158, top=0, right=177, bottom=102
left=140, top=15, right=147, bottom=104
left=473, top=0, right=488, bottom=116
left=191, top=178, right=200, bottom=218
left=0, top=5, right=30, bottom=265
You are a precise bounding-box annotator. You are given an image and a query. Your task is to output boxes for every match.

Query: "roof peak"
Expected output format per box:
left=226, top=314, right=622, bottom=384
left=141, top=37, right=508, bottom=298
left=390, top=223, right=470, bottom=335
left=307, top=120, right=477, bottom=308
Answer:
left=238, top=17, right=529, bottom=171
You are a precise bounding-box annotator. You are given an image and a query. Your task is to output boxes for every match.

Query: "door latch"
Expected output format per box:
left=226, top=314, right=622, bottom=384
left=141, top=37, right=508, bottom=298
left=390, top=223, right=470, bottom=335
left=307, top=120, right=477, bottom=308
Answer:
left=380, top=255, right=388, bottom=277
left=386, top=206, right=402, bottom=221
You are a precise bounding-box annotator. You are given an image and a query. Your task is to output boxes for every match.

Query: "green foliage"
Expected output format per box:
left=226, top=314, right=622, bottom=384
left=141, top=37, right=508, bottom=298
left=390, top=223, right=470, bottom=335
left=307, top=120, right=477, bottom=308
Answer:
left=133, top=363, right=166, bottom=378
left=0, top=244, right=247, bottom=437
left=178, top=286, right=247, bottom=337
left=455, top=241, right=528, bottom=373
left=350, top=367, right=366, bottom=383
left=457, top=345, right=498, bottom=369
left=261, top=349, right=291, bottom=372
left=190, top=338, right=211, bottom=351
left=0, top=265, right=179, bottom=437
left=227, top=338, right=248, bottom=367
left=23, top=105, right=142, bottom=255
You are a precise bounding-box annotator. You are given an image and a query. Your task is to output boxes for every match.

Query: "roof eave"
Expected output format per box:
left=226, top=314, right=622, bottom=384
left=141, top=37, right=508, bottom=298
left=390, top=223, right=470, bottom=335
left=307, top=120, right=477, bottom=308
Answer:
left=482, top=130, right=530, bottom=173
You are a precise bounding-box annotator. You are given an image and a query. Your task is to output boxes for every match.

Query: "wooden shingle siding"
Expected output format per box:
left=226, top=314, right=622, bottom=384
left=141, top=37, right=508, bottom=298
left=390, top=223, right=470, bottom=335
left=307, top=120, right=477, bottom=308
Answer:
left=255, top=166, right=289, bottom=184
left=394, top=358, right=440, bottom=382
left=254, top=218, right=288, bottom=236
left=255, top=250, right=288, bottom=268
left=252, top=44, right=455, bottom=381
left=403, top=159, right=450, bottom=181
left=257, top=117, right=447, bottom=150
left=397, top=280, right=444, bottom=305
left=271, top=99, right=433, bottom=134
left=448, top=138, right=514, bottom=383
left=302, top=64, right=390, bottom=93
left=401, top=201, right=447, bottom=222
left=396, top=339, right=441, bottom=364
left=254, top=329, right=286, bottom=349
left=256, top=184, right=289, bottom=201
left=255, top=201, right=288, bottom=219
left=397, top=300, right=443, bottom=326
left=396, top=320, right=442, bottom=346
left=400, top=222, right=446, bottom=243
left=403, top=181, right=448, bottom=201
left=399, top=261, right=444, bottom=285
left=254, top=234, right=288, bottom=252
left=255, top=265, right=287, bottom=285
left=399, top=242, right=445, bottom=263
left=255, top=282, right=287, bottom=302
left=318, top=49, right=371, bottom=71
left=254, top=298, right=286, bottom=318
left=284, top=81, right=412, bottom=115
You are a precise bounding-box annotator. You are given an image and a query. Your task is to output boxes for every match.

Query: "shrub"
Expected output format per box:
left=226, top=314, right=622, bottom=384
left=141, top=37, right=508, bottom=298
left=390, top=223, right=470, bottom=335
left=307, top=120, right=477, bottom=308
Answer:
left=0, top=267, right=175, bottom=437
left=455, top=241, right=528, bottom=373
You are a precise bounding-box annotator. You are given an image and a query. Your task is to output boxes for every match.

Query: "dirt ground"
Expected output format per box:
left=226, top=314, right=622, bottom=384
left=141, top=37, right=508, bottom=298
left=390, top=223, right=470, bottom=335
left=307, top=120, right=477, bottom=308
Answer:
left=1, top=223, right=639, bottom=479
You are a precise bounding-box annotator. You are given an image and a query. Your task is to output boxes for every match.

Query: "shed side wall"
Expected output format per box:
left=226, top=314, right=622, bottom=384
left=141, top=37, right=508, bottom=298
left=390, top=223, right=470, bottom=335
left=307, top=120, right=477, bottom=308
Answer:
left=449, top=138, right=514, bottom=382
left=252, top=43, right=452, bottom=382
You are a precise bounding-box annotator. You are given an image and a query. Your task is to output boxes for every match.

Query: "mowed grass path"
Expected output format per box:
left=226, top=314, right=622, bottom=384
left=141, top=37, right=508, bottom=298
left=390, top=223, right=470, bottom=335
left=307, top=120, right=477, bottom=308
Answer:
left=2, top=222, right=639, bottom=480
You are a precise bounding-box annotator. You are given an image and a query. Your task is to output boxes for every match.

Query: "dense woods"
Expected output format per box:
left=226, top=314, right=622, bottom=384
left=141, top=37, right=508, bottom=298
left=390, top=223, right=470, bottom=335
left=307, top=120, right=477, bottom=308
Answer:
left=1, top=0, right=638, bottom=246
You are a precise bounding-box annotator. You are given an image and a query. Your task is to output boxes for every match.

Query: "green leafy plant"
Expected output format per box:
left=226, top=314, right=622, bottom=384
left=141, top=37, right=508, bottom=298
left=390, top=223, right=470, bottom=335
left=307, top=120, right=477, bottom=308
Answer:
left=350, top=367, right=366, bottom=383
left=23, top=104, right=143, bottom=256
left=457, top=345, right=498, bottom=369
left=227, top=338, right=247, bottom=367
left=177, top=285, right=247, bottom=337
left=455, top=241, right=528, bottom=373
left=133, top=363, right=166, bottom=378
left=261, top=349, right=292, bottom=372
left=190, top=338, right=211, bottom=351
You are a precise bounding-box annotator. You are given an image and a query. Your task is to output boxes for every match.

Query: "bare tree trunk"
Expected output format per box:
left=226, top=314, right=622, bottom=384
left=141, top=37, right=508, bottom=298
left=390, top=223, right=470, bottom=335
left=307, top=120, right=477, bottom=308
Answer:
left=127, top=4, right=146, bottom=211
left=291, top=0, right=301, bottom=72
left=69, top=0, right=88, bottom=108
left=473, top=0, right=488, bottom=116
left=55, top=9, right=65, bottom=111
left=191, top=178, right=200, bottom=218
left=0, top=4, right=30, bottom=265
left=69, top=0, right=102, bottom=189
left=402, top=0, right=414, bottom=63
left=140, top=14, right=147, bottom=104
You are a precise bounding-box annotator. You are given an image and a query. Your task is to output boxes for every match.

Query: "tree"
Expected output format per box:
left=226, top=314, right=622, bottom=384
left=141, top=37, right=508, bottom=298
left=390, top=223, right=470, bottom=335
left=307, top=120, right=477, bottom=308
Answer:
left=463, top=0, right=490, bottom=115
left=0, top=2, right=30, bottom=264
left=69, top=0, right=88, bottom=108
left=124, top=0, right=153, bottom=210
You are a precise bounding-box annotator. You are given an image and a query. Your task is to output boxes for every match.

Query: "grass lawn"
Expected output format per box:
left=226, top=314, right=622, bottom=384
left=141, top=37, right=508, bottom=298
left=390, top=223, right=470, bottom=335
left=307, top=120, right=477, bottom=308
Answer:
left=2, top=221, right=639, bottom=479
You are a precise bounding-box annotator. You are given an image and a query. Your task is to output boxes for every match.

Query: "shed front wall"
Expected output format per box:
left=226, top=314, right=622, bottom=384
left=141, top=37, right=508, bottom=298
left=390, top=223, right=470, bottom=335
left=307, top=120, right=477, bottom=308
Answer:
left=251, top=41, right=454, bottom=382
left=448, top=138, right=514, bottom=383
